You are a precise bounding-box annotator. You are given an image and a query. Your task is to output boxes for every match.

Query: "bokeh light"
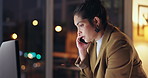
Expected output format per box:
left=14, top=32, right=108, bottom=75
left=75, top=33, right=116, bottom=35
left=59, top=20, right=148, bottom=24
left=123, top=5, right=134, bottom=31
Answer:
left=11, top=33, right=18, bottom=39
left=28, top=53, right=33, bottom=59
left=36, top=54, right=42, bottom=59
left=55, top=26, right=62, bottom=32
left=32, top=20, right=39, bottom=26
left=21, top=65, right=26, bottom=70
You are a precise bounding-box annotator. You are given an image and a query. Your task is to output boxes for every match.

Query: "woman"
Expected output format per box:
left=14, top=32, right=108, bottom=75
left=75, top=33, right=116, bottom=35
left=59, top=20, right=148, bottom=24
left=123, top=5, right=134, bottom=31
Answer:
left=74, top=0, right=147, bottom=78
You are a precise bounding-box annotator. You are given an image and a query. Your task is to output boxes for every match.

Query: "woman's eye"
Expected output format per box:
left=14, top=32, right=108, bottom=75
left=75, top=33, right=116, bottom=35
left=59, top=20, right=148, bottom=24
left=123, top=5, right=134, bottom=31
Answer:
left=79, top=24, right=84, bottom=27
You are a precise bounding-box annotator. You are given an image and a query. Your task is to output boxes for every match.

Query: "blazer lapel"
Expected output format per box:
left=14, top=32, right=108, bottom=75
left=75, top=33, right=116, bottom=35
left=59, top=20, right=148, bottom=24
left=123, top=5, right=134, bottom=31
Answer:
left=94, top=24, right=115, bottom=70
left=88, top=41, right=97, bottom=73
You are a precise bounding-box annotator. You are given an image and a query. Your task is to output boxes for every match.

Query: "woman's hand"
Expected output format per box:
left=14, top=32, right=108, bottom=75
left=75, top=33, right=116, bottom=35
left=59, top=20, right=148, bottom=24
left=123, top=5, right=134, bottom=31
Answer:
left=76, top=36, right=91, bottom=61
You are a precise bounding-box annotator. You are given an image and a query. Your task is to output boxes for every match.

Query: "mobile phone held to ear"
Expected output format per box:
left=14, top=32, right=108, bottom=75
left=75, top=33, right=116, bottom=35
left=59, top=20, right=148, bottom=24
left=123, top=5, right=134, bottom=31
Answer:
left=80, top=37, right=88, bottom=44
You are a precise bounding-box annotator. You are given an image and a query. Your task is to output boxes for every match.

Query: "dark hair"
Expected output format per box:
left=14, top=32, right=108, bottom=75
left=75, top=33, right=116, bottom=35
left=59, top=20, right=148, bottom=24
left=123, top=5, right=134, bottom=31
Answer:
left=74, top=0, right=108, bottom=28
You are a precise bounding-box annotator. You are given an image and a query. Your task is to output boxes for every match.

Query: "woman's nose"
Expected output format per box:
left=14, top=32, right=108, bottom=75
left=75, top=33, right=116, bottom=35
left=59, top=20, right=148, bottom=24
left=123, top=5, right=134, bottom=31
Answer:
left=77, top=30, right=82, bottom=36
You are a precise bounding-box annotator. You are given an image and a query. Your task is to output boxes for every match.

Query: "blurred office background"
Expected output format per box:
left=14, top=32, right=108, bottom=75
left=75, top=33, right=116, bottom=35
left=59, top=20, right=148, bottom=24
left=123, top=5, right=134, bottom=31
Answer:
left=0, top=0, right=148, bottom=78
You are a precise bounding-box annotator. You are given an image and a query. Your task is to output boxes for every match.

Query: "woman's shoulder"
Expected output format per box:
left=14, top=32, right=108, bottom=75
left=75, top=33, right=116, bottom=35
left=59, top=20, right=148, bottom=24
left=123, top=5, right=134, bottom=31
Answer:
left=105, top=25, right=133, bottom=56
left=106, top=24, right=133, bottom=47
left=108, top=24, right=128, bottom=41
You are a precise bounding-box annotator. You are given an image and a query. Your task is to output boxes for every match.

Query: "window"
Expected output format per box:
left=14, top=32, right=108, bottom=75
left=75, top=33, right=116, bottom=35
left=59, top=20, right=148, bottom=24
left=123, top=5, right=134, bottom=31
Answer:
left=2, top=0, right=46, bottom=77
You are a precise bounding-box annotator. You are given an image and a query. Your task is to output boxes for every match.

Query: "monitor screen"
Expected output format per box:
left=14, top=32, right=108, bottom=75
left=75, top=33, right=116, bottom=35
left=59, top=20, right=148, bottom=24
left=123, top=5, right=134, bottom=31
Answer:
left=0, top=40, right=20, bottom=78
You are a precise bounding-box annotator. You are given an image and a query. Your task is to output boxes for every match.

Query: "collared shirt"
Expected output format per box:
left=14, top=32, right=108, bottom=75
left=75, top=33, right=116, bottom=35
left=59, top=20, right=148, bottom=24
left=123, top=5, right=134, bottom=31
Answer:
left=96, top=36, right=103, bottom=58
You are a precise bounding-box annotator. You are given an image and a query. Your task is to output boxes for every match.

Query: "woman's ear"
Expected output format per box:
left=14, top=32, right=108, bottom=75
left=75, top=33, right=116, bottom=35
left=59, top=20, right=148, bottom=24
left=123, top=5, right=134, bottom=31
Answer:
left=93, top=17, right=101, bottom=33
left=93, top=17, right=100, bottom=26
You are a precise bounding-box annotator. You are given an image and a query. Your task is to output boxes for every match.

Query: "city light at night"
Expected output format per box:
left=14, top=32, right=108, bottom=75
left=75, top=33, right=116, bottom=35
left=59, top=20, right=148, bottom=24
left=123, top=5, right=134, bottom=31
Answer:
left=21, top=65, right=26, bottom=70
left=28, top=53, right=34, bottom=59
left=36, top=54, right=41, bottom=59
left=32, top=20, right=39, bottom=26
left=11, top=33, right=18, bottom=39
left=55, top=26, right=62, bottom=32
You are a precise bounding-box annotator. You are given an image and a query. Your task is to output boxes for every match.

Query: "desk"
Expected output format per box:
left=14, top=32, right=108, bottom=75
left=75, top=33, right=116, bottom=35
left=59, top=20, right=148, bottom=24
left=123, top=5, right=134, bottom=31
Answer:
left=54, top=65, right=80, bottom=78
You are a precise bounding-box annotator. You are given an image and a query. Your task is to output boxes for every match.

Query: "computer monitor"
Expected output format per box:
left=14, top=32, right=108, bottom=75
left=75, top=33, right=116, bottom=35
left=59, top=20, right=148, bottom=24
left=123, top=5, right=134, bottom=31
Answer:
left=0, top=40, right=20, bottom=78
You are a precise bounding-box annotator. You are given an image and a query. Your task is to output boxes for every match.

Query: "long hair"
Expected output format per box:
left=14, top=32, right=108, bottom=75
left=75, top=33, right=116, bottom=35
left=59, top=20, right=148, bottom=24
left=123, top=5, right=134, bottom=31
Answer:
left=73, top=0, right=107, bottom=28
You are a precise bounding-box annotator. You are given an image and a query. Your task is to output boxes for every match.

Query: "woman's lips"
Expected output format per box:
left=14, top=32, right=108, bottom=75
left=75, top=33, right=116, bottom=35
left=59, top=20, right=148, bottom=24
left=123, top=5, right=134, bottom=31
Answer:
left=82, top=36, right=85, bottom=40
left=82, top=36, right=87, bottom=42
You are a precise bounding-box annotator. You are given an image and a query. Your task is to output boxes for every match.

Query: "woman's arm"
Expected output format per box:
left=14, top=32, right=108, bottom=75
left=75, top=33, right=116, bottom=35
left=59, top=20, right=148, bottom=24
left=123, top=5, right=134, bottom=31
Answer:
left=75, top=35, right=93, bottom=78
left=75, top=54, right=93, bottom=78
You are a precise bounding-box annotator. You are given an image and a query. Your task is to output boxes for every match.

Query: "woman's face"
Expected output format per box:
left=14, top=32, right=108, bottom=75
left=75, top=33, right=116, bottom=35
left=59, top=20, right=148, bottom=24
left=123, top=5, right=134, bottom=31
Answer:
left=74, top=15, right=97, bottom=43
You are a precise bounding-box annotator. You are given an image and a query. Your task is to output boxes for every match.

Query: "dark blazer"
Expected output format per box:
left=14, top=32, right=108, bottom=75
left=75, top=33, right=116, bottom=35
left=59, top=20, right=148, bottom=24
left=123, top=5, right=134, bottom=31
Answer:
left=75, top=24, right=147, bottom=78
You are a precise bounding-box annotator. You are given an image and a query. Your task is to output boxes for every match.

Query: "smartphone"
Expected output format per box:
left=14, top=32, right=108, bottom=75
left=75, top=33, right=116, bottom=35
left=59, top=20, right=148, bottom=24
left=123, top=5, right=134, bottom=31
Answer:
left=80, top=37, right=88, bottom=44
